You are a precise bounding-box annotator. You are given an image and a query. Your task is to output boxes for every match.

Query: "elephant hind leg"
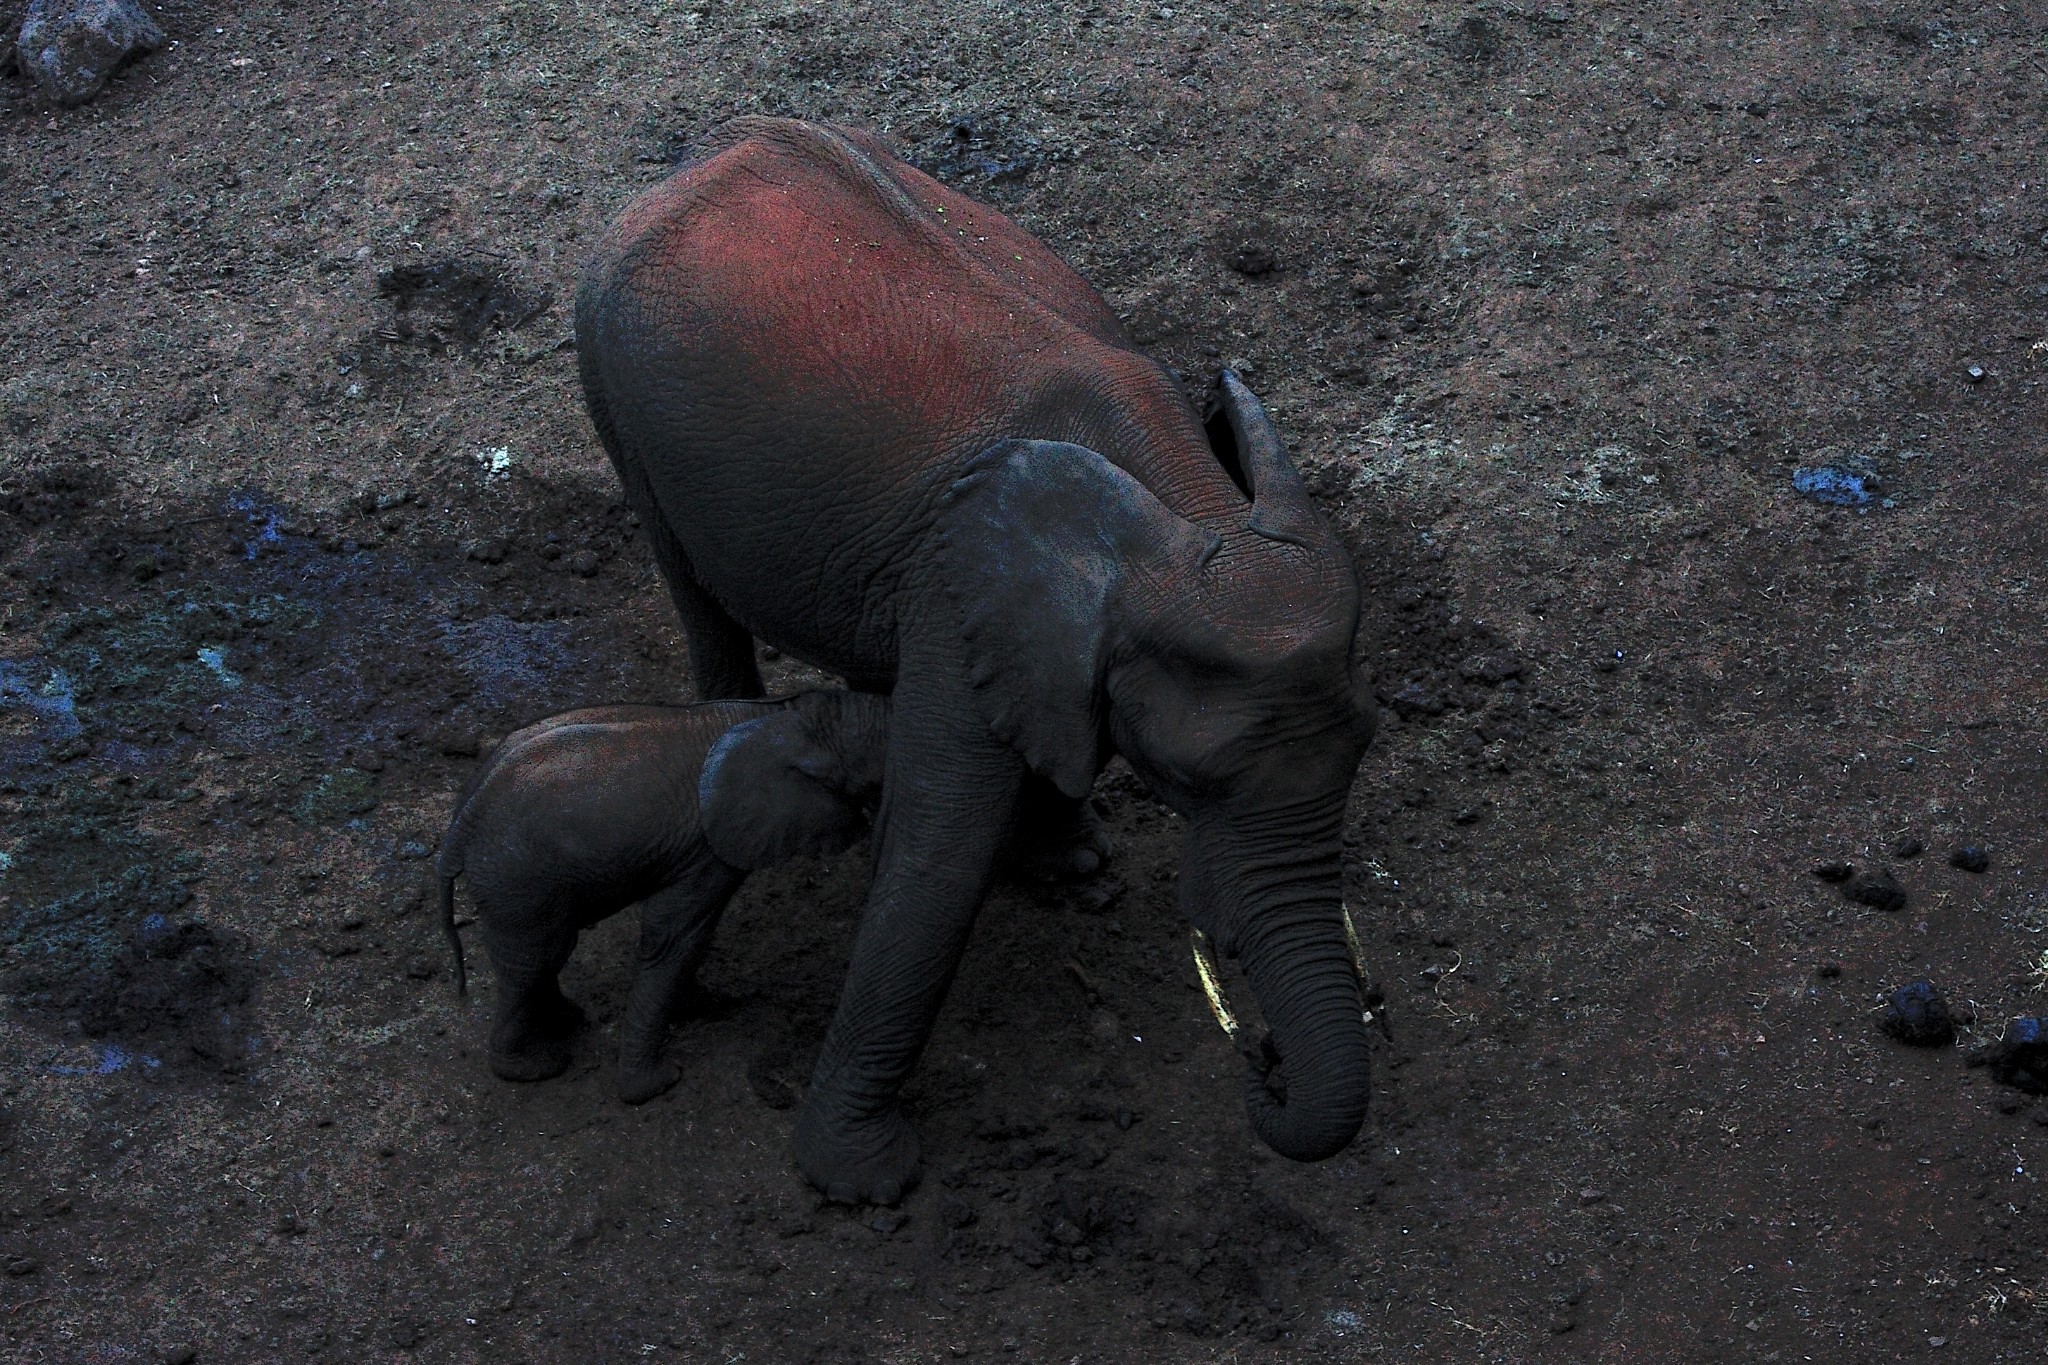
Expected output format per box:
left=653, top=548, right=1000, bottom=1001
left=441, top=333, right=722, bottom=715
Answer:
left=632, top=487, right=764, bottom=700
left=486, top=927, right=585, bottom=1084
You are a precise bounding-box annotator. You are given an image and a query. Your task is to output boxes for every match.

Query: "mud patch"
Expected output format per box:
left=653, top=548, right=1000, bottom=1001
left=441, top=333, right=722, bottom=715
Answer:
left=1, top=823, right=255, bottom=1075
left=916, top=113, right=1043, bottom=194
left=375, top=259, right=550, bottom=348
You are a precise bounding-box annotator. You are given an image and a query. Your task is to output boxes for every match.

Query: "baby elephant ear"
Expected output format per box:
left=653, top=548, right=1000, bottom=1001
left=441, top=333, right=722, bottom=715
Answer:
left=698, top=713, right=870, bottom=871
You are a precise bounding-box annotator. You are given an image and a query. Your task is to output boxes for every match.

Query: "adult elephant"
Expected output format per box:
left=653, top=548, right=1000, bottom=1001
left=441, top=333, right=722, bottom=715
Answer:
left=575, top=118, right=1377, bottom=1203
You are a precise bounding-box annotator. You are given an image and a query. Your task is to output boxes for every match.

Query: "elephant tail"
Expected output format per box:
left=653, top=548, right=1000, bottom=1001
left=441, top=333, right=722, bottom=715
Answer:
left=439, top=870, right=467, bottom=997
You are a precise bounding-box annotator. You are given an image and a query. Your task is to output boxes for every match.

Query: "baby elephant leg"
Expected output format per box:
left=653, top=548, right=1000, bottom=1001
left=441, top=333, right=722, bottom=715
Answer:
left=486, top=922, right=586, bottom=1084
left=615, top=858, right=747, bottom=1104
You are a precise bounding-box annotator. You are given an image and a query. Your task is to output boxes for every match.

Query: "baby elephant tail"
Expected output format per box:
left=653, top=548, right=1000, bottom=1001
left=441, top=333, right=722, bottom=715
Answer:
left=440, top=872, right=468, bottom=997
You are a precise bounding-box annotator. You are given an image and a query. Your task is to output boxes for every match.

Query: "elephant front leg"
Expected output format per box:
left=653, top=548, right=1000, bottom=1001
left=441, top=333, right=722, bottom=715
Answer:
left=614, top=857, right=747, bottom=1105
left=794, top=667, right=1023, bottom=1205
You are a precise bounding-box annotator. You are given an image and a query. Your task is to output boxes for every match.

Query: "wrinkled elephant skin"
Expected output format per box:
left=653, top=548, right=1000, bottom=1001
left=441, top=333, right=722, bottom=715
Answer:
left=438, top=689, right=885, bottom=1104
left=576, top=118, right=1378, bottom=1202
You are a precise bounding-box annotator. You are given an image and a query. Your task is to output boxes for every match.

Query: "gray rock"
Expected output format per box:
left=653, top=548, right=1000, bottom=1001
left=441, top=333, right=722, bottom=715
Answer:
left=17, top=0, right=164, bottom=107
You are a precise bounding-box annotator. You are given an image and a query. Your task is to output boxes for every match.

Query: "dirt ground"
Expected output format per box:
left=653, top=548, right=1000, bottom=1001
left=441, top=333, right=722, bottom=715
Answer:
left=3, top=1, right=2046, bottom=1361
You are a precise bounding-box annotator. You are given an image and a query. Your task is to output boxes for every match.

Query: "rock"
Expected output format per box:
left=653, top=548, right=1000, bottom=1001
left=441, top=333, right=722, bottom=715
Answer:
left=1965, top=364, right=1986, bottom=383
left=1810, top=860, right=1854, bottom=883
left=17, top=0, right=165, bottom=107
left=1892, top=836, right=1925, bottom=859
left=1975, top=1017, right=2047, bottom=1095
left=1879, top=978, right=1954, bottom=1046
left=568, top=549, right=600, bottom=578
left=1948, top=844, right=1989, bottom=873
left=1843, top=868, right=1906, bottom=912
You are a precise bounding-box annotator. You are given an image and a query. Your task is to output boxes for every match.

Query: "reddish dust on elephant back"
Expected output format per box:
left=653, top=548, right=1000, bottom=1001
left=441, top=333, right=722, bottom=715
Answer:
left=1, top=3, right=2045, bottom=1363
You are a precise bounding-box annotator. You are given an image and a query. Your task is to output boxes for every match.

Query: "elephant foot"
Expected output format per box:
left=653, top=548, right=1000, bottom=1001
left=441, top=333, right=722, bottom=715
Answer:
left=1001, top=798, right=1115, bottom=884
left=615, top=1056, right=683, bottom=1105
left=794, top=1103, right=922, bottom=1206
left=488, top=991, right=585, bottom=1083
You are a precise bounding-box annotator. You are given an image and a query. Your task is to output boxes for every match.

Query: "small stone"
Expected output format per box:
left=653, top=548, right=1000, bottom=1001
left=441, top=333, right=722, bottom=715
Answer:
left=1965, top=365, right=1985, bottom=383
left=3, top=1253, right=40, bottom=1276
left=17, top=0, right=166, bottom=106
left=1844, top=868, right=1907, bottom=912
left=1815, top=961, right=1843, bottom=979
left=162, top=1350, right=198, bottom=1365
left=1879, top=978, right=1954, bottom=1047
left=1948, top=844, right=1989, bottom=873
left=1892, top=836, right=1925, bottom=859
left=568, top=549, right=601, bottom=578
left=1810, top=860, right=1855, bottom=883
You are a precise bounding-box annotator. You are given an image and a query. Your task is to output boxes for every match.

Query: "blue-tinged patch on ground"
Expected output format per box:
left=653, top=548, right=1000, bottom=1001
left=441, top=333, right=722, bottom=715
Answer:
left=1792, top=452, right=1894, bottom=509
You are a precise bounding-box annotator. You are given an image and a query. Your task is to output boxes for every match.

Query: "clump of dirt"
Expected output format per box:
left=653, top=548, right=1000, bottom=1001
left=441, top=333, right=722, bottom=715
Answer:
left=1879, top=978, right=1954, bottom=1047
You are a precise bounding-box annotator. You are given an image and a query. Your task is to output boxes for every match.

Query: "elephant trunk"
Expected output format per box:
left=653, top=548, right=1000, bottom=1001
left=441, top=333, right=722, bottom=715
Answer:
left=1182, top=810, right=1370, bottom=1162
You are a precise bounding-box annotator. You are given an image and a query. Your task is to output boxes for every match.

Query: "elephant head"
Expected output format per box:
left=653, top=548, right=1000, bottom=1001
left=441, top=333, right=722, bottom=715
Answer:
left=698, top=690, right=890, bottom=871
left=939, top=372, right=1376, bottom=1161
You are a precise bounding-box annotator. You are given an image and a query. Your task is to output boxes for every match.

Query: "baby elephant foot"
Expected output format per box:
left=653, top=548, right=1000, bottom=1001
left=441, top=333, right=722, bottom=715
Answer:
left=489, top=1031, right=574, bottom=1084
left=615, top=1056, right=683, bottom=1105
left=488, top=993, right=585, bottom=1083
left=794, top=1103, right=922, bottom=1206
left=1003, top=801, right=1116, bottom=883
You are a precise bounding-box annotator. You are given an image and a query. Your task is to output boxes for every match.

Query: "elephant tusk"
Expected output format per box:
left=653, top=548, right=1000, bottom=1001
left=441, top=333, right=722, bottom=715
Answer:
left=1342, top=902, right=1368, bottom=981
left=1189, top=929, right=1241, bottom=1043
left=1343, top=903, right=1391, bottom=1037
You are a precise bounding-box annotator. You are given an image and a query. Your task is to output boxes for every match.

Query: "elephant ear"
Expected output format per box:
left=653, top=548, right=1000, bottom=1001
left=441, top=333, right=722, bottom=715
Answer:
left=698, top=712, right=871, bottom=871
left=937, top=439, right=1219, bottom=798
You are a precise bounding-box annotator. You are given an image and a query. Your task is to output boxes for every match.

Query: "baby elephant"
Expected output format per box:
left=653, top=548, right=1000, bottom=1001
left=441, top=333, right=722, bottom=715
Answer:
left=437, top=689, right=887, bottom=1103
